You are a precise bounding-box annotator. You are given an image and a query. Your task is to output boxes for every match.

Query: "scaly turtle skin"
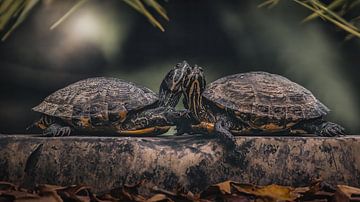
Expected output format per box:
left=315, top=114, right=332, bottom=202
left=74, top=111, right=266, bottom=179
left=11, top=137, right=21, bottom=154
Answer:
left=181, top=65, right=345, bottom=147
left=32, top=61, right=191, bottom=136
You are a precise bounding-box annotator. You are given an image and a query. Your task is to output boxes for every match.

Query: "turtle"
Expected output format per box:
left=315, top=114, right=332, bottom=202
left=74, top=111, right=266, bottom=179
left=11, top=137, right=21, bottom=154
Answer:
left=31, top=61, right=191, bottom=136
left=180, top=65, right=346, bottom=147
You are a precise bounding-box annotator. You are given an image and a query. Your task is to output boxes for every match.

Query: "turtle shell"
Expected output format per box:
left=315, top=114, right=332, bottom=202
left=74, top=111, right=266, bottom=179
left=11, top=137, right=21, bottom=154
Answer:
left=203, top=72, right=329, bottom=122
left=32, top=77, right=158, bottom=126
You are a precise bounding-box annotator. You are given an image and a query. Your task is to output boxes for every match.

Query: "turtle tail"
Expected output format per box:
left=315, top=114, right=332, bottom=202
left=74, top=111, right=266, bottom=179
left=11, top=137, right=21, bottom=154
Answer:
left=26, top=122, right=37, bottom=131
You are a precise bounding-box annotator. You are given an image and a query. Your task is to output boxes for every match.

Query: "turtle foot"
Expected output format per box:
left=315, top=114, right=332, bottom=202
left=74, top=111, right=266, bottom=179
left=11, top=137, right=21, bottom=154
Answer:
left=43, top=124, right=72, bottom=137
left=215, top=119, right=237, bottom=150
left=318, top=122, right=346, bottom=137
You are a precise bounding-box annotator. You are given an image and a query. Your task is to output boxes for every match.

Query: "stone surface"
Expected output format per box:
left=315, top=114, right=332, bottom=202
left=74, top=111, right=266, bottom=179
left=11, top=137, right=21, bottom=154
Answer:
left=0, top=134, right=359, bottom=194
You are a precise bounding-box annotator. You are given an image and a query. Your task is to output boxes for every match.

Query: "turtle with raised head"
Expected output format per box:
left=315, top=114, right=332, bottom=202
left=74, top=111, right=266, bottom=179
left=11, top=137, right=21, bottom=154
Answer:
left=180, top=65, right=345, bottom=146
left=31, top=61, right=191, bottom=136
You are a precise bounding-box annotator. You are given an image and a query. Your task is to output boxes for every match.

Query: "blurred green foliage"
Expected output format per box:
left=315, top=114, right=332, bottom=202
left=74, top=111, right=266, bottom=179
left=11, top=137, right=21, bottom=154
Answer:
left=0, top=0, right=359, bottom=40
left=259, top=0, right=360, bottom=38
left=0, top=0, right=168, bottom=41
left=0, top=0, right=360, bottom=41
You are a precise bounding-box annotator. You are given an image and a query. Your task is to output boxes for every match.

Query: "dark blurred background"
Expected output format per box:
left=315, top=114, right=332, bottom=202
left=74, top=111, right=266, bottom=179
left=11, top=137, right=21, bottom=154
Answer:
left=0, top=1, right=359, bottom=134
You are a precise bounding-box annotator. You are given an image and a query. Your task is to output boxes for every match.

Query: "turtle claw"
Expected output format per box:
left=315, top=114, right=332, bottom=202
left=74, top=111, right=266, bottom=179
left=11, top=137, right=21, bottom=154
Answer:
left=319, top=122, right=346, bottom=137
left=174, top=121, right=193, bottom=136
left=42, top=124, right=72, bottom=137
left=58, top=127, right=72, bottom=136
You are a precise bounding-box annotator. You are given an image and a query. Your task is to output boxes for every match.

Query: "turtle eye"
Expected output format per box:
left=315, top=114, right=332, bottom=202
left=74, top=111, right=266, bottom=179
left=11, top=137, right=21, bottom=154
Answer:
left=193, top=65, right=203, bottom=72
left=186, top=67, right=191, bottom=74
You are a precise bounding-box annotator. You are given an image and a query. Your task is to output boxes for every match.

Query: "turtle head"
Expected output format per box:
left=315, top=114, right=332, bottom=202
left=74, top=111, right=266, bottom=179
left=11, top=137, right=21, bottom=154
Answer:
left=159, top=61, right=191, bottom=107
left=182, top=65, right=206, bottom=96
left=182, top=65, right=206, bottom=113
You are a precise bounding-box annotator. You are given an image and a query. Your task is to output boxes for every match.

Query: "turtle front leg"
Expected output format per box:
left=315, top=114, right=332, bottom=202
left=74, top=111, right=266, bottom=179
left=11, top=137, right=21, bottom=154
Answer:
left=293, top=119, right=346, bottom=137
left=214, top=117, right=248, bottom=166
left=214, top=116, right=237, bottom=149
left=43, top=123, right=72, bottom=137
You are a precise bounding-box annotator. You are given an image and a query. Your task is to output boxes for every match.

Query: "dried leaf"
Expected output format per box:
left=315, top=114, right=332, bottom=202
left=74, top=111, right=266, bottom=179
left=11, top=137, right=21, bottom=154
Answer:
left=233, top=183, right=299, bottom=201
left=2, top=180, right=360, bottom=202
left=212, top=180, right=233, bottom=195
left=106, top=181, right=147, bottom=202
left=0, top=181, right=18, bottom=191
left=59, top=185, right=93, bottom=202
left=0, top=190, right=38, bottom=199
left=222, top=195, right=251, bottom=202
left=37, top=184, right=66, bottom=192
left=297, top=181, right=336, bottom=201
left=151, top=186, right=199, bottom=201
left=0, top=190, right=63, bottom=202
left=334, top=185, right=360, bottom=202
left=146, top=193, right=174, bottom=202
left=36, top=184, right=64, bottom=202
left=202, top=181, right=299, bottom=201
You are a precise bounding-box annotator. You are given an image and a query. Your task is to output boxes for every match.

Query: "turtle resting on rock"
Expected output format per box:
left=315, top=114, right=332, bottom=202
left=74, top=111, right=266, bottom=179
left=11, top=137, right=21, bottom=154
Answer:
left=31, top=61, right=191, bottom=136
left=180, top=65, right=345, bottom=146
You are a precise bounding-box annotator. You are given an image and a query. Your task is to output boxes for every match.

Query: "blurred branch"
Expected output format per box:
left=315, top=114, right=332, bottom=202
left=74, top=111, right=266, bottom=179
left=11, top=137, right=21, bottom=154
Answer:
left=0, top=0, right=40, bottom=41
left=50, top=0, right=88, bottom=30
left=296, top=0, right=360, bottom=37
left=301, top=0, right=344, bottom=22
left=260, top=0, right=360, bottom=38
left=258, top=0, right=280, bottom=8
left=122, top=0, right=168, bottom=31
left=0, top=0, right=168, bottom=41
left=1, top=0, right=358, bottom=41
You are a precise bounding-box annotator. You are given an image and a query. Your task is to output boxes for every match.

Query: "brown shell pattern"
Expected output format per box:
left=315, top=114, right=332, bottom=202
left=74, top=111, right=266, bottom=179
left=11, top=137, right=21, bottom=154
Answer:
left=203, top=72, right=329, bottom=121
left=32, top=77, right=158, bottom=121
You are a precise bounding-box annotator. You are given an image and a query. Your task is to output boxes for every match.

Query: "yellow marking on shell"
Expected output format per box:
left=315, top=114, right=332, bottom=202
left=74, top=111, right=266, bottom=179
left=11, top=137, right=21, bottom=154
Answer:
left=259, top=123, right=283, bottom=131
left=119, top=110, right=128, bottom=122
left=36, top=122, right=47, bottom=129
left=191, top=122, right=215, bottom=134
left=117, top=126, right=171, bottom=136
left=80, top=117, right=91, bottom=128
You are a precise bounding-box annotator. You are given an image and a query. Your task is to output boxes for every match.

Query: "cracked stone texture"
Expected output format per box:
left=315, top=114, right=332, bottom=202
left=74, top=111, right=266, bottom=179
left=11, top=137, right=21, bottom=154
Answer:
left=0, top=134, right=359, bottom=194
